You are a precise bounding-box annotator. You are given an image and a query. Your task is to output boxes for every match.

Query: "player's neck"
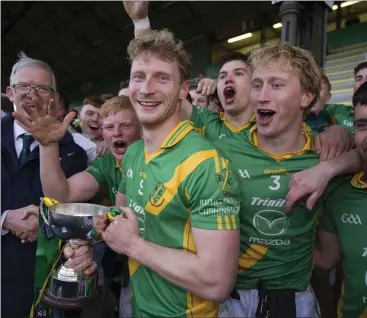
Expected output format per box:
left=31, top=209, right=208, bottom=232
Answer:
left=143, top=115, right=180, bottom=155
left=257, top=127, right=307, bottom=155
left=225, top=105, right=253, bottom=128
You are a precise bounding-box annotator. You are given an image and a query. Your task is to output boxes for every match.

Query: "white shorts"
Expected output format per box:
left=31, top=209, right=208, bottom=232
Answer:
left=219, top=286, right=320, bottom=318
left=119, top=284, right=132, bottom=318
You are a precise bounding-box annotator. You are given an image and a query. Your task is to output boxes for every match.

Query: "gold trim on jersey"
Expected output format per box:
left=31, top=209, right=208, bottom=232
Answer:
left=351, top=171, right=367, bottom=189
left=249, top=123, right=314, bottom=162
left=220, top=112, right=256, bottom=133
left=185, top=293, right=219, bottom=318
left=238, top=244, right=269, bottom=273
left=144, top=121, right=194, bottom=164
left=128, top=258, right=140, bottom=277
left=145, top=149, right=219, bottom=215
left=115, top=159, right=121, bottom=170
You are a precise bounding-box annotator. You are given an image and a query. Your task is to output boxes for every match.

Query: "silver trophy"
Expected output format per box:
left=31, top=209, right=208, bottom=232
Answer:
left=40, top=202, right=111, bottom=309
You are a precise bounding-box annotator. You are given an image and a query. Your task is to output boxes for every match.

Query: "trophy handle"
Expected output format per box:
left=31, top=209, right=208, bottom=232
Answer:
left=106, top=208, right=126, bottom=222
left=39, top=200, right=50, bottom=226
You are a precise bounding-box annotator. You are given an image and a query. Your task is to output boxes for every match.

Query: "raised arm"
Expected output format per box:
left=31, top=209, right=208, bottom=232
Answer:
left=124, top=1, right=151, bottom=38
left=13, top=97, right=100, bottom=203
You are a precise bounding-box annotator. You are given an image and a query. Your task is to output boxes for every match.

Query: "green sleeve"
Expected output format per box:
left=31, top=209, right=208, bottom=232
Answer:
left=323, top=104, right=338, bottom=118
left=190, top=105, right=221, bottom=136
left=184, top=156, right=241, bottom=230
left=86, top=155, right=107, bottom=186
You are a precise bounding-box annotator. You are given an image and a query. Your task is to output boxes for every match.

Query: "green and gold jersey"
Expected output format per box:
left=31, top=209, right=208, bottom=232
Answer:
left=118, top=121, right=241, bottom=317
left=215, top=123, right=342, bottom=291
left=86, top=152, right=122, bottom=205
left=324, top=103, right=354, bottom=132
left=320, top=172, right=367, bottom=318
left=190, top=105, right=255, bottom=142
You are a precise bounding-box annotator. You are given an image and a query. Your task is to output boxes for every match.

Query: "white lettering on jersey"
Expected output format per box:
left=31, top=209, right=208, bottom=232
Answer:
left=341, top=213, right=362, bottom=225
left=363, top=248, right=367, bottom=257
left=219, top=134, right=226, bottom=139
left=251, top=197, right=286, bottom=208
left=269, top=175, right=281, bottom=191
left=138, top=179, right=144, bottom=196
left=238, top=169, right=251, bottom=179
left=343, top=120, right=353, bottom=127
left=127, top=168, right=133, bottom=179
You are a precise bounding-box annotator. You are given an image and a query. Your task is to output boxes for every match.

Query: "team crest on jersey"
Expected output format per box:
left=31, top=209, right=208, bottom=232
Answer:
left=216, top=168, right=232, bottom=194
left=149, top=183, right=166, bottom=207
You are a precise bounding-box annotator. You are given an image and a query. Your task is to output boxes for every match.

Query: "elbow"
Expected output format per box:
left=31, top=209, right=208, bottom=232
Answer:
left=199, top=271, right=236, bottom=303
left=204, top=279, right=235, bottom=303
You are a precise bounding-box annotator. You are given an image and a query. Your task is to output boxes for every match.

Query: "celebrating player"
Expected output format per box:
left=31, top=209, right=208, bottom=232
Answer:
left=314, top=82, right=367, bottom=318
left=217, top=42, right=362, bottom=318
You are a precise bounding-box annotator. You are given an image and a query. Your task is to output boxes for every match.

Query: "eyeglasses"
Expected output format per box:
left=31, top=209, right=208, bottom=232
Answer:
left=12, top=84, right=55, bottom=97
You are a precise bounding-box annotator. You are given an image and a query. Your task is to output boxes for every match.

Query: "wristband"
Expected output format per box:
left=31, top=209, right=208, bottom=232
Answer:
left=133, top=17, right=150, bottom=30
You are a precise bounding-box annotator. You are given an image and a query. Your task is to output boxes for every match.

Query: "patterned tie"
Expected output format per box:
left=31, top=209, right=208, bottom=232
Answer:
left=19, top=134, right=35, bottom=165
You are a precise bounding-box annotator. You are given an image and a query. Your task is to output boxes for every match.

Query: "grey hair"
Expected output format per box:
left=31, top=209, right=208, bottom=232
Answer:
left=10, top=51, right=57, bottom=90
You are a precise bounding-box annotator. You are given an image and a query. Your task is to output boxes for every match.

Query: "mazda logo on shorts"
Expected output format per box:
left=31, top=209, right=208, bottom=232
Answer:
left=253, top=210, right=289, bottom=237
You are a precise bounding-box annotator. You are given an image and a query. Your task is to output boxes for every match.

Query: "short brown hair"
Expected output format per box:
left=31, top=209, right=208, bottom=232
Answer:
left=100, top=95, right=134, bottom=119
left=321, top=73, right=331, bottom=93
left=249, top=42, right=322, bottom=109
left=127, top=29, right=192, bottom=82
left=83, top=96, right=103, bottom=109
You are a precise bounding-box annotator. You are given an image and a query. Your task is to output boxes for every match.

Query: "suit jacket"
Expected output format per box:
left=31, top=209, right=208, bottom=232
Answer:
left=1, top=114, right=88, bottom=317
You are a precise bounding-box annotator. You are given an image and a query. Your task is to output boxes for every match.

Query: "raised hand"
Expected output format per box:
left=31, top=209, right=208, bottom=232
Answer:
left=12, top=96, right=75, bottom=146
left=196, top=78, right=217, bottom=97
left=123, top=1, right=149, bottom=21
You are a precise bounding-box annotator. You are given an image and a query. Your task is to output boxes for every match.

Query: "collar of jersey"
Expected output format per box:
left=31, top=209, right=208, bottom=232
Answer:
left=115, top=159, right=121, bottom=170
left=351, top=171, right=367, bottom=189
left=220, top=112, right=256, bottom=133
left=249, top=123, right=314, bottom=161
left=144, top=120, right=194, bottom=164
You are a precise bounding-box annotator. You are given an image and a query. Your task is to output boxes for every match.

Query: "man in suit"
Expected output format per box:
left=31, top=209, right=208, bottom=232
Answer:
left=1, top=52, right=96, bottom=317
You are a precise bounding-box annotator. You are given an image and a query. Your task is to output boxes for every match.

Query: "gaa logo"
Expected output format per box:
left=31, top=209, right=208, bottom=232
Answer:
left=253, top=210, right=289, bottom=237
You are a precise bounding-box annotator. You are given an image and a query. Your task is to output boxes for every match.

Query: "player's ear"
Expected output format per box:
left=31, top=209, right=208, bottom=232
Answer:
left=301, top=91, right=315, bottom=110
left=179, top=80, right=190, bottom=101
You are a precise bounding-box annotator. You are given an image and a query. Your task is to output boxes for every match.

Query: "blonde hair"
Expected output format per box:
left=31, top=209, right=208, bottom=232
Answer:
left=100, top=95, right=134, bottom=119
left=127, top=29, right=192, bottom=82
left=249, top=42, right=322, bottom=109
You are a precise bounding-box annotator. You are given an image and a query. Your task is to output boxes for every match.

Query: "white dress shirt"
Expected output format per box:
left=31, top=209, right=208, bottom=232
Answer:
left=1, top=121, right=38, bottom=235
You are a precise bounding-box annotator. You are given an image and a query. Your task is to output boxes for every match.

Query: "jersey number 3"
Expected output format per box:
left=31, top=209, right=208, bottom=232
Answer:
left=269, top=175, right=280, bottom=191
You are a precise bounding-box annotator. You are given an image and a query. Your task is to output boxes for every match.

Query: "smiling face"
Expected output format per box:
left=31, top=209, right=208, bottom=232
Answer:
left=217, top=60, right=251, bottom=115
left=80, top=104, right=102, bottom=140
left=6, top=66, right=58, bottom=115
left=251, top=60, right=315, bottom=139
left=102, top=109, right=141, bottom=161
left=129, top=54, right=189, bottom=128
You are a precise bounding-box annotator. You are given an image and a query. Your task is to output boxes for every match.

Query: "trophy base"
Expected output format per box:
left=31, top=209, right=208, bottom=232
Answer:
left=43, top=287, right=101, bottom=309
left=42, top=269, right=99, bottom=309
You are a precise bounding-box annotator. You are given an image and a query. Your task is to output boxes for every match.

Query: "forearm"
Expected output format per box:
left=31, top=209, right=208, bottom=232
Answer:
left=133, top=17, right=152, bottom=38
left=129, top=237, right=235, bottom=303
left=40, top=144, right=71, bottom=202
left=324, top=149, right=362, bottom=178
left=313, top=247, right=339, bottom=270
